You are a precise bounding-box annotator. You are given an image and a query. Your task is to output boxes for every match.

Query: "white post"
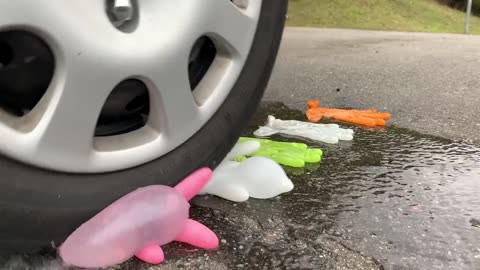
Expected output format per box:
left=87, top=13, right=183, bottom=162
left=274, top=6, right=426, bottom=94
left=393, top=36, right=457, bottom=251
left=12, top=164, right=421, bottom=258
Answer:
left=466, top=0, right=473, bottom=34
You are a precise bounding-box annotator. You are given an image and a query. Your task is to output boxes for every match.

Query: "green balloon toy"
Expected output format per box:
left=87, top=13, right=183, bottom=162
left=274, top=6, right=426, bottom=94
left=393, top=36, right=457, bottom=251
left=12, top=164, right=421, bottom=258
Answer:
left=236, top=137, right=323, bottom=168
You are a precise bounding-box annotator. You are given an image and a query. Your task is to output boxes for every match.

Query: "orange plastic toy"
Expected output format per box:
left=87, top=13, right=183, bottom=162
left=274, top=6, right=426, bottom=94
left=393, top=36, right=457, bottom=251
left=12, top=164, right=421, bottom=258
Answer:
left=306, top=100, right=391, bottom=127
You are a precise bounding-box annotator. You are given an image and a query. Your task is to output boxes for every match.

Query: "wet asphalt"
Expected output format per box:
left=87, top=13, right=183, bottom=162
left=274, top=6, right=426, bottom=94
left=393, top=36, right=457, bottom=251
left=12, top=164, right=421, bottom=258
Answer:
left=115, top=103, right=479, bottom=270
left=2, top=28, right=480, bottom=270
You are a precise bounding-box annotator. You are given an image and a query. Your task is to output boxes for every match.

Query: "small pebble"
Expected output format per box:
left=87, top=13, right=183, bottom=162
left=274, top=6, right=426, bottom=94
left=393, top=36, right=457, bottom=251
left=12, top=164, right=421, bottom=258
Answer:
left=470, top=218, right=480, bottom=228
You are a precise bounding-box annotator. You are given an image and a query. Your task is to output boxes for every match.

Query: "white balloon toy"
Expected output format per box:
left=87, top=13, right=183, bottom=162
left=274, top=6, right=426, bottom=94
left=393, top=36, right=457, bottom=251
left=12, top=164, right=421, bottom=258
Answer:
left=199, top=141, right=294, bottom=202
left=253, top=115, right=354, bottom=144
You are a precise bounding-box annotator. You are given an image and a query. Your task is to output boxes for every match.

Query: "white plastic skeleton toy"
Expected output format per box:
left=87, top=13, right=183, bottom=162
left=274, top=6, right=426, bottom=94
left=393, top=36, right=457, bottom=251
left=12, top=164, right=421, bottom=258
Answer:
left=253, top=115, right=354, bottom=144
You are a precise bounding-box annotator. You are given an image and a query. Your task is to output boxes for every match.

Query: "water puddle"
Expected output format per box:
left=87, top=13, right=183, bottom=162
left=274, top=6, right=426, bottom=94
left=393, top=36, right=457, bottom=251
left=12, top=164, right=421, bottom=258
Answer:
left=192, top=102, right=480, bottom=270
left=2, top=102, right=479, bottom=270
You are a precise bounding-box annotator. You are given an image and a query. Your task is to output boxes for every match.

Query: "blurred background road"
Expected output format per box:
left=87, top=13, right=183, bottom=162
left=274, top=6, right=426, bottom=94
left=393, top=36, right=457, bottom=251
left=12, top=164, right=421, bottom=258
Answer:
left=265, top=27, right=480, bottom=143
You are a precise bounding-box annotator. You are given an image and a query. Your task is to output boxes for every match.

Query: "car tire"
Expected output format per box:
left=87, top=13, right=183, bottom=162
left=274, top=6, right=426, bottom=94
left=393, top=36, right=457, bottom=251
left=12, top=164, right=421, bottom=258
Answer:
left=0, top=0, right=288, bottom=254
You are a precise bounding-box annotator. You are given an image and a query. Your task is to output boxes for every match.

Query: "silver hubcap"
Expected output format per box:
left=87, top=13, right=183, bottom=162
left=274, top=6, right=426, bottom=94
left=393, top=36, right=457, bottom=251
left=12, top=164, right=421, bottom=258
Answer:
left=0, top=0, right=262, bottom=173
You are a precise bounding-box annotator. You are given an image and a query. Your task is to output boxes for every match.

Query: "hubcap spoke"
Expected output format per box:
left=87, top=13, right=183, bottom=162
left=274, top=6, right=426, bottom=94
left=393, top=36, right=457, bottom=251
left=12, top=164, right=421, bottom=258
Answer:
left=142, top=46, right=203, bottom=141
left=31, top=58, right=120, bottom=169
left=195, top=0, right=258, bottom=58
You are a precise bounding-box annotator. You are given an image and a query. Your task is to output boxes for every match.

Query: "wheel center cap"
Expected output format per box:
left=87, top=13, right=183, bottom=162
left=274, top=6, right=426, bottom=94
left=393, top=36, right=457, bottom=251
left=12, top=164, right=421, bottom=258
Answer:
left=108, top=0, right=135, bottom=27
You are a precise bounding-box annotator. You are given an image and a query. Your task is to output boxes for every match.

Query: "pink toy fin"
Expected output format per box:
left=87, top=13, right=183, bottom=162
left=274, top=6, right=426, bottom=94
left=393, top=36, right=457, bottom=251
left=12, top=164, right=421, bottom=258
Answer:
left=135, top=244, right=164, bottom=264
left=175, top=219, right=219, bottom=249
left=174, top=167, right=212, bottom=201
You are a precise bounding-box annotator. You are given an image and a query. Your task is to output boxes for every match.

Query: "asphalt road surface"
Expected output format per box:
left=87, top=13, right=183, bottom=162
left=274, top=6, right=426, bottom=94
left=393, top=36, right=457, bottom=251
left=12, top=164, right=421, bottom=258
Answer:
left=265, top=27, right=480, bottom=144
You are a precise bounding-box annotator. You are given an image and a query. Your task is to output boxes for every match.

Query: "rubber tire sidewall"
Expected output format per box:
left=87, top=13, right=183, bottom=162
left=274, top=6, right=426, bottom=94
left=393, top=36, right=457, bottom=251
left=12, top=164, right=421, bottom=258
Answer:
left=0, top=0, right=288, bottom=254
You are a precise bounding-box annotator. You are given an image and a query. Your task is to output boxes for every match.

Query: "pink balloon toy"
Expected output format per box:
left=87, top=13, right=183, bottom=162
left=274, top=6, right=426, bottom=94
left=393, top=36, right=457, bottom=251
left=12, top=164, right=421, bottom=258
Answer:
left=59, top=168, right=219, bottom=268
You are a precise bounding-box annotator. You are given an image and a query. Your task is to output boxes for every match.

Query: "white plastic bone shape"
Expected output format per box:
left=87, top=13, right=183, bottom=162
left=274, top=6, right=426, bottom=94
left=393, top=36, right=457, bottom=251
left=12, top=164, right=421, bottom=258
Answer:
left=253, top=115, right=354, bottom=144
left=199, top=141, right=294, bottom=202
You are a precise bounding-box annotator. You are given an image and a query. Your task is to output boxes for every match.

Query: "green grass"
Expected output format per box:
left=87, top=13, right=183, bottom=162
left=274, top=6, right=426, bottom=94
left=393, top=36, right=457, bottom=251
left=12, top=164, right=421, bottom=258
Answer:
left=287, top=0, right=480, bottom=34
